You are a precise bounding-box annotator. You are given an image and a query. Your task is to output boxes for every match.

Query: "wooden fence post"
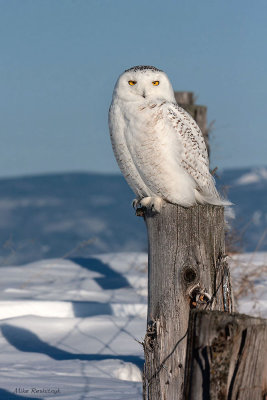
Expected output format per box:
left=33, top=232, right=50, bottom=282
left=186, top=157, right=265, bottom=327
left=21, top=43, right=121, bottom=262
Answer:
left=184, top=310, right=267, bottom=400
left=142, top=204, right=234, bottom=400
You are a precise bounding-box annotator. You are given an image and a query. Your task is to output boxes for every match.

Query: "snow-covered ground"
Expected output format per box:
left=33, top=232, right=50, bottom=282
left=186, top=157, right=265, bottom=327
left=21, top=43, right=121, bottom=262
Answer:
left=0, top=251, right=266, bottom=399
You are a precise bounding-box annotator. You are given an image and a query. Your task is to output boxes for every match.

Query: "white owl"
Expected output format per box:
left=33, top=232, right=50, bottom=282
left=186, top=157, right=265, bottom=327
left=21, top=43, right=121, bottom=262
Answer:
left=109, top=65, right=229, bottom=212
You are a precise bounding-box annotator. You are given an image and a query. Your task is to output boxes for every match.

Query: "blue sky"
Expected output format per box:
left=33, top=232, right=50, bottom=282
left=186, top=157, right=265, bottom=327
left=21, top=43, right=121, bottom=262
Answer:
left=0, top=0, right=266, bottom=177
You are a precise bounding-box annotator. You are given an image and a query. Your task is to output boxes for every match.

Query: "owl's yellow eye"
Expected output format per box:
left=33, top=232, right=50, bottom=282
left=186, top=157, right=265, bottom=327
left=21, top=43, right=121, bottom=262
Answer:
left=128, top=80, right=137, bottom=86
left=152, top=81, right=159, bottom=86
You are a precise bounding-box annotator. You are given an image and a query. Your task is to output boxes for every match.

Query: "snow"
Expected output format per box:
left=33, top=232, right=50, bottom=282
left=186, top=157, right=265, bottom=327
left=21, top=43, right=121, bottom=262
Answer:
left=231, top=251, right=267, bottom=318
left=0, top=253, right=147, bottom=399
left=0, top=251, right=266, bottom=399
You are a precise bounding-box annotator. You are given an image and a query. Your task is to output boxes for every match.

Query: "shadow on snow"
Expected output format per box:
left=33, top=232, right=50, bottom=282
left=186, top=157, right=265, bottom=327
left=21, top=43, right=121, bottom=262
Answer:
left=0, top=324, right=143, bottom=369
left=71, top=300, right=113, bottom=317
left=70, top=257, right=131, bottom=290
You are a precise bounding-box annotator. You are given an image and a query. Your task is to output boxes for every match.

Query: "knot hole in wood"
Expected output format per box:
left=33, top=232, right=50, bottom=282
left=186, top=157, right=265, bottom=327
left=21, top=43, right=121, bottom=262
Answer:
left=182, top=267, right=198, bottom=284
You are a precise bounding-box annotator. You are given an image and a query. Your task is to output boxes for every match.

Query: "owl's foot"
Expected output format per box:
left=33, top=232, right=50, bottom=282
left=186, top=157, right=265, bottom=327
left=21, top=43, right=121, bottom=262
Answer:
left=140, top=197, right=163, bottom=213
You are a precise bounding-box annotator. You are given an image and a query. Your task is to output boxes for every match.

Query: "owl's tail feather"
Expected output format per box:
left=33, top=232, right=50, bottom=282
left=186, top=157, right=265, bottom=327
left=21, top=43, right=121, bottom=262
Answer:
left=194, top=189, right=233, bottom=207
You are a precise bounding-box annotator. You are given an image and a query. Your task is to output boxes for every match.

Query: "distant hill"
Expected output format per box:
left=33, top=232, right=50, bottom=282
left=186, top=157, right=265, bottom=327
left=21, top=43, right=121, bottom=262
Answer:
left=0, top=168, right=266, bottom=265
left=218, top=167, right=267, bottom=252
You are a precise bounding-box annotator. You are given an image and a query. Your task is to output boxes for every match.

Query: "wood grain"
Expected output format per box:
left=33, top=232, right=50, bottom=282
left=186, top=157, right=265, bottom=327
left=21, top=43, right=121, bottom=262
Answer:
left=142, top=204, right=234, bottom=400
left=184, top=310, right=267, bottom=400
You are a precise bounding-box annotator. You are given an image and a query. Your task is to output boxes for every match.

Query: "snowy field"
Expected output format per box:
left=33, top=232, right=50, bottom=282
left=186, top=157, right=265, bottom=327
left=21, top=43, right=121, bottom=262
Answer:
left=0, top=251, right=266, bottom=399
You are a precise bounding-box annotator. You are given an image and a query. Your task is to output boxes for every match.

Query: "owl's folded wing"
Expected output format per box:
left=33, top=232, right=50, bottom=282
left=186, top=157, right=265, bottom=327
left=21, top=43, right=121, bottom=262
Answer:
left=164, top=102, right=225, bottom=204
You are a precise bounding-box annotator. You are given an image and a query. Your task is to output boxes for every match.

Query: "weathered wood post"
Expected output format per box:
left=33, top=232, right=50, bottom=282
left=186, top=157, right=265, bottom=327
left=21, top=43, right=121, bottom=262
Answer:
left=184, top=310, right=267, bottom=400
left=142, top=204, right=234, bottom=400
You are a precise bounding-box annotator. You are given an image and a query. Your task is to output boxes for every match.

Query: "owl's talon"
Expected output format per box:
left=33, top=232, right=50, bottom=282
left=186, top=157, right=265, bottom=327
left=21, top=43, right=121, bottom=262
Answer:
left=132, top=199, right=140, bottom=209
left=139, top=197, right=163, bottom=213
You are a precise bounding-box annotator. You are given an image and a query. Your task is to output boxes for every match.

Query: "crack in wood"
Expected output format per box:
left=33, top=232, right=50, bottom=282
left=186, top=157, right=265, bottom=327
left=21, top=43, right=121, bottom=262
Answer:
left=227, top=328, right=247, bottom=400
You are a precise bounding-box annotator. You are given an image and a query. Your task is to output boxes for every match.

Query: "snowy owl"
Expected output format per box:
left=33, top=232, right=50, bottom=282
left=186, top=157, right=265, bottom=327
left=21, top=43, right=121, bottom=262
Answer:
left=109, top=65, right=229, bottom=212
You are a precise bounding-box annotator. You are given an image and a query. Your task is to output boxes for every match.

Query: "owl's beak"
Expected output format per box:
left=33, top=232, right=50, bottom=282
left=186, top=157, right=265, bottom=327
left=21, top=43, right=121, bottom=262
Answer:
left=142, top=90, right=146, bottom=98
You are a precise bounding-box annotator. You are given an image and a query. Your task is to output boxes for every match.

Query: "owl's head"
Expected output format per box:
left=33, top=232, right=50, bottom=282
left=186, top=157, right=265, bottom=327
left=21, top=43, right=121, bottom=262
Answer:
left=113, top=66, right=176, bottom=103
